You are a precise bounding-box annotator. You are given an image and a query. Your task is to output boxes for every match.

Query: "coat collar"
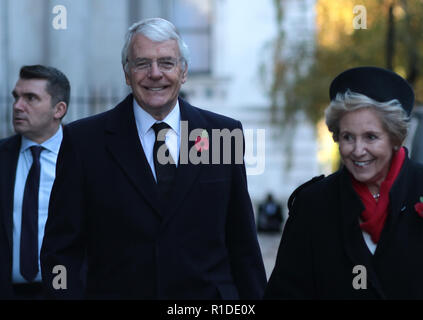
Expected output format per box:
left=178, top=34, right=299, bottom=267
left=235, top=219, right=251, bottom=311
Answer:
left=375, top=152, right=410, bottom=258
left=161, top=97, right=207, bottom=223
left=339, top=151, right=413, bottom=298
left=338, top=167, right=386, bottom=298
left=104, top=95, right=207, bottom=219
left=105, top=94, right=162, bottom=216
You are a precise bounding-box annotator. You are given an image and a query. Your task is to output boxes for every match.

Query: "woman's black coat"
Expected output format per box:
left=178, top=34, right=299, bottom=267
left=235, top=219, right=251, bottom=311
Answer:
left=265, top=153, right=423, bottom=299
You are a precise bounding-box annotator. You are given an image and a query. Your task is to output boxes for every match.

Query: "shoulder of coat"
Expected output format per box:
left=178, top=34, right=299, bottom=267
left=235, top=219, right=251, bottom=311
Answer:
left=287, top=175, right=325, bottom=212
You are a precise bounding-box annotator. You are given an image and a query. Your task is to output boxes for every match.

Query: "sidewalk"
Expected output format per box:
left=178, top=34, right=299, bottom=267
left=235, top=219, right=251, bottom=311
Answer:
left=257, top=231, right=282, bottom=280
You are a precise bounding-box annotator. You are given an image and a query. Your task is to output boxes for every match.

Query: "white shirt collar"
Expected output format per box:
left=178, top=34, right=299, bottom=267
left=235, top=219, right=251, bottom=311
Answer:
left=20, top=125, right=63, bottom=154
left=133, top=99, right=181, bottom=136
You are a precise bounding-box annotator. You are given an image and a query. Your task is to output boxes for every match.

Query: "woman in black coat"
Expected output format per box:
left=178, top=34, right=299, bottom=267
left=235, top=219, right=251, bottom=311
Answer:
left=265, top=66, right=423, bottom=299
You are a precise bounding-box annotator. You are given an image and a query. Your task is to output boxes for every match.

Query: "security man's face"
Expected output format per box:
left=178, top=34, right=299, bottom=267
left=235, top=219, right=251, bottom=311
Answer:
left=12, top=78, right=64, bottom=144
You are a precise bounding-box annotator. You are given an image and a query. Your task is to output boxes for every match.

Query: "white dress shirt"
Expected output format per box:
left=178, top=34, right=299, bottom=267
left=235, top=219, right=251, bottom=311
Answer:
left=133, top=100, right=180, bottom=181
left=12, top=126, right=63, bottom=283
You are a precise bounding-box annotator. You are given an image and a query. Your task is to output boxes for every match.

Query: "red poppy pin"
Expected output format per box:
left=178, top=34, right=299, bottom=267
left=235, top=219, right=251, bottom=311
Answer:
left=414, top=197, right=423, bottom=217
left=195, top=130, right=209, bottom=152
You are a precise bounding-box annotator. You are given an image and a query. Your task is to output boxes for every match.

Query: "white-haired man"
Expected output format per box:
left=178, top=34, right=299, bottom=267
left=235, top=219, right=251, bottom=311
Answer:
left=41, top=18, right=266, bottom=300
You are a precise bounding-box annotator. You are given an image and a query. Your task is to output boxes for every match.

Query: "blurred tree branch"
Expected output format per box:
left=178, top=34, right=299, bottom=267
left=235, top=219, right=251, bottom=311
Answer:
left=266, top=0, right=423, bottom=130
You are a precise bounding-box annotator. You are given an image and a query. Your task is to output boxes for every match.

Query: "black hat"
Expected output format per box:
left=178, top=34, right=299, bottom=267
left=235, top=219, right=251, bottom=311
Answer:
left=329, top=66, right=414, bottom=116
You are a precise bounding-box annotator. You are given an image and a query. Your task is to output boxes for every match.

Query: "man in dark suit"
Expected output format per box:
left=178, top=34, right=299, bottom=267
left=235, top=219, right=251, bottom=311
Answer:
left=41, top=17, right=266, bottom=299
left=0, top=65, right=70, bottom=299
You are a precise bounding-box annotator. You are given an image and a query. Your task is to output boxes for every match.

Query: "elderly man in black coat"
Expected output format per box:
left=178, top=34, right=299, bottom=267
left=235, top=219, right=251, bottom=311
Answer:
left=41, top=18, right=266, bottom=300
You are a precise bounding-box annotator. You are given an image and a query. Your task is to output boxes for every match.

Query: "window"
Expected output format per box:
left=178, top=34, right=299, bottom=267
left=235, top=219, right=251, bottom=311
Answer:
left=137, top=0, right=211, bottom=73
left=169, top=0, right=211, bottom=74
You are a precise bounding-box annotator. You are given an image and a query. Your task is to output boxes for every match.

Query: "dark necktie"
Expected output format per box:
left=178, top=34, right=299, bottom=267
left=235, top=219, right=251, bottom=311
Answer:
left=20, top=145, right=43, bottom=282
left=152, top=122, right=176, bottom=197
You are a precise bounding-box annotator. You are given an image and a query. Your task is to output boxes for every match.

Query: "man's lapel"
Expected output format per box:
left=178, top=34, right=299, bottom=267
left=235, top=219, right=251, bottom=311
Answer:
left=104, top=94, right=162, bottom=217
left=163, top=98, right=205, bottom=221
left=0, top=135, right=21, bottom=251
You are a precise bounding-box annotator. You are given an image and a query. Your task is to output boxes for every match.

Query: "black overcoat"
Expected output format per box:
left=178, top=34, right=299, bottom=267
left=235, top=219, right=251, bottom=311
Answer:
left=40, top=95, right=266, bottom=299
left=265, top=152, right=423, bottom=299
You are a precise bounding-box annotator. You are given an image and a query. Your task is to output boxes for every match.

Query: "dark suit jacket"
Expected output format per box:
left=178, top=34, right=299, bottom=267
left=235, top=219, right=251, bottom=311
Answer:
left=41, top=95, right=266, bottom=299
left=265, top=152, right=423, bottom=299
left=0, top=135, right=21, bottom=299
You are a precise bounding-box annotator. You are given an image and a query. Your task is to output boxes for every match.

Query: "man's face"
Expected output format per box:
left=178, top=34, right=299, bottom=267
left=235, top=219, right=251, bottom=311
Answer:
left=12, top=78, right=61, bottom=143
left=125, top=34, right=187, bottom=120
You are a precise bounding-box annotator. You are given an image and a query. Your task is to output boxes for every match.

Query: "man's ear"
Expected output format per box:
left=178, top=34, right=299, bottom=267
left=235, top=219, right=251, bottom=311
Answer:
left=54, top=101, right=67, bottom=120
left=181, top=64, right=188, bottom=84
left=124, top=68, right=131, bottom=86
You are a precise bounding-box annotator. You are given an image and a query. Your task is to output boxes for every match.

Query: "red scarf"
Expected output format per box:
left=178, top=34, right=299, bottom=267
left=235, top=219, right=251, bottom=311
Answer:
left=351, top=147, right=405, bottom=243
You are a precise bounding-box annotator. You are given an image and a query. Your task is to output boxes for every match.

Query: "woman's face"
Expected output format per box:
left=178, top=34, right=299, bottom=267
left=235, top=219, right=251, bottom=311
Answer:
left=338, top=108, right=396, bottom=191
